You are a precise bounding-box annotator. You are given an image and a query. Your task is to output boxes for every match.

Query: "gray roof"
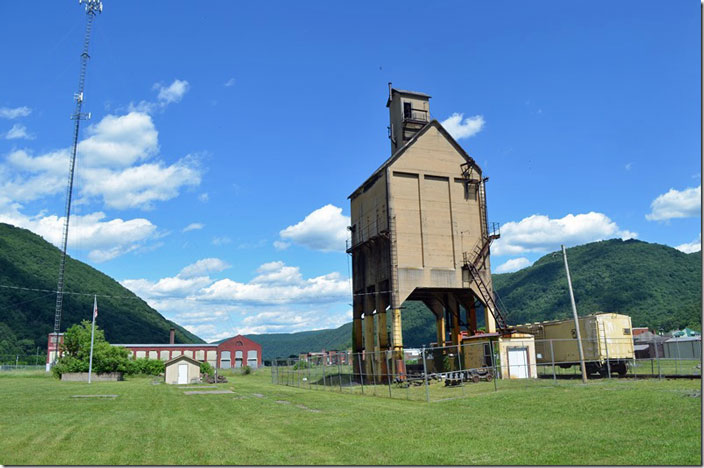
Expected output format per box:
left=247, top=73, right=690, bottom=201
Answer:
left=386, top=88, right=431, bottom=107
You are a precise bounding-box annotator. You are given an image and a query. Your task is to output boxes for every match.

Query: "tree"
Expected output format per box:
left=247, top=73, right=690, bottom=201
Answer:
left=53, top=320, right=132, bottom=377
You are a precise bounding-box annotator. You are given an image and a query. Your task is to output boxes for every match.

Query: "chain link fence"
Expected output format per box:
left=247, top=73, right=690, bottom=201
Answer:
left=0, top=354, right=45, bottom=371
left=271, top=337, right=701, bottom=402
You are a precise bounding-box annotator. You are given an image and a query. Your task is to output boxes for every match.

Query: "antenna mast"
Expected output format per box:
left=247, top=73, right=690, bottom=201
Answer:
left=51, top=0, right=103, bottom=365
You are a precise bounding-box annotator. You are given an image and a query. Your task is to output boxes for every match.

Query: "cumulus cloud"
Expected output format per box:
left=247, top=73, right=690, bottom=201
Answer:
left=78, top=112, right=158, bottom=167
left=0, top=106, right=31, bottom=119
left=492, top=212, right=637, bottom=255
left=5, top=123, right=34, bottom=140
left=183, top=222, right=204, bottom=232
left=224, top=78, right=236, bottom=87
left=441, top=113, right=485, bottom=140
left=646, top=185, right=701, bottom=221
left=120, top=260, right=351, bottom=339
left=279, top=204, right=350, bottom=252
left=129, top=79, right=190, bottom=113
left=1, top=112, right=202, bottom=211
left=155, top=79, right=190, bottom=104
left=273, top=240, right=290, bottom=250
left=0, top=206, right=158, bottom=263
left=494, top=257, right=532, bottom=274
left=676, top=234, right=701, bottom=254
left=179, top=258, right=230, bottom=278
left=211, top=236, right=231, bottom=246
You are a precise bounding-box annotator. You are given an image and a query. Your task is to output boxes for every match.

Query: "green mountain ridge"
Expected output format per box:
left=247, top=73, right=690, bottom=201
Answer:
left=0, top=223, right=203, bottom=356
left=250, top=239, right=701, bottom=360
left=1, top=221, right=700, bottom=362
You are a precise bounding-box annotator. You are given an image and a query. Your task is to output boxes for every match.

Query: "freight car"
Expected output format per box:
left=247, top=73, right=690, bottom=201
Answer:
left=514, top=313, right=634, bottom=376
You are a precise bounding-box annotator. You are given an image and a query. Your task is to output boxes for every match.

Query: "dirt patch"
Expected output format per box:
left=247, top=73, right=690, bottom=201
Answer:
left=275, top=400, right=290, bottom=404
left=295, top=404, right=321, bottom=413
left=184, top=390, right=234, bottom=395
left=252, top=393, right=264, bottom=398
left=71, top=394, right=118, bottom=398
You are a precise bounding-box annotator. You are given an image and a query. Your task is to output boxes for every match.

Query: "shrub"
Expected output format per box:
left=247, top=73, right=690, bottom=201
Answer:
left=200, top=361, right=214, bottom=377
left=131, top=358, right=165, bottom=376
left=241, top=365, right=252, bottom=375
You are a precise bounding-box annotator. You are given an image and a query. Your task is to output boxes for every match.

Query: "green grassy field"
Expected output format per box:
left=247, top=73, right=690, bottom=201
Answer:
left=0, top=368, right=700, bottom=465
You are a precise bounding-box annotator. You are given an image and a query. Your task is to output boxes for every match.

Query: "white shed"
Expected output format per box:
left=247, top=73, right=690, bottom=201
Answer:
left=164, top=355, right=201, bottom=385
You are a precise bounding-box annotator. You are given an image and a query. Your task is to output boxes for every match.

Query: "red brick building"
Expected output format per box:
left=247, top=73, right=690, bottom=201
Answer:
left=47, top=330, right=262, bottom=370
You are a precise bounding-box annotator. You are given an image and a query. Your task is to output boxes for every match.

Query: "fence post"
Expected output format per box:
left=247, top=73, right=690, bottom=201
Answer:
left=421, top=346, right=430, bottom=403
left=402, top=348, right=409, bottom=400
left=550, top=339, right=556, bottom=382
left=322, top=356, right=327, bottom=389
left=370, top=351, right=377, bottom=396
left=490, top=339, right=498, bottom=392
left=604, top=333, right=611, bottom=379
left=16, top=355, right=18, bottom=369
left=338, top=358, right=343, bottom=393
left=655, top=344, right=661, bottom=379
left=357, top=353, right=365, bottom=395
left=386, top=350, right=393, bottom=398
left=457, top=343, right=466, bottom=397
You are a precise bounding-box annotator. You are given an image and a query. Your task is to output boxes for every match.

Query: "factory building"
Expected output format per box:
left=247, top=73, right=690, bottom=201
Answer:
left=348, top=85, right=510, bottom=380
left=47, top=329, right=262, bottom=370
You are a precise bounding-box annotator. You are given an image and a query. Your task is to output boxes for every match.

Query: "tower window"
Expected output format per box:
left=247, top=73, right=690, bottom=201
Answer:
left=403, top=102, right=412, bottom=119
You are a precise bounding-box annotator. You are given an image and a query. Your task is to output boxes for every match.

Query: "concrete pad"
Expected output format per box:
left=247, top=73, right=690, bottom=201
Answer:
left=183, top=390, right=234, bottom=395
left=275, top=400, right=290, bottom=404
left=296, top=404, right=321, bottom=413
left=71, top=394, right=118, bottom=398
left=252, top=393, right=264, bottom=398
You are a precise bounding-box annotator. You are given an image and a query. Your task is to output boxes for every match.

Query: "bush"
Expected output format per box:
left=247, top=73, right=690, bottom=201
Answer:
left=131, top=358, right=165, bottom=376
left=200, top=361, right=214, bottom=377
left=292, top=360, right=310, bottom=370
left=241, top=365, right=252, bottom=375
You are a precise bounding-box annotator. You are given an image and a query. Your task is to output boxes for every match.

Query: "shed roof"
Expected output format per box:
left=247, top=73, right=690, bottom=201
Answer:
left=164, top=354, right=201, bottom=366
left=348, top=120, right=479, bottom=199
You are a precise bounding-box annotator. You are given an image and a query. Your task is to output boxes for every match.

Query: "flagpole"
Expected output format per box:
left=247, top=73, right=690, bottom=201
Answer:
left=88, top=295, right=97, bottom=384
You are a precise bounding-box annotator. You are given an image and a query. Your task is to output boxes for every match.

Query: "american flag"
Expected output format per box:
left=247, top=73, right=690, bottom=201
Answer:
left=93, top=296, right=98, bottom=319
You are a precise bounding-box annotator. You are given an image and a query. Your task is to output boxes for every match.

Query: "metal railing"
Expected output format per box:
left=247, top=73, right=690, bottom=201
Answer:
left=403, top=109, right=429, bottom=122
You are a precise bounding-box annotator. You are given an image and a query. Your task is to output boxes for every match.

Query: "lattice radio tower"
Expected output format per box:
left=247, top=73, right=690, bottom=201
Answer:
left=51, top=0, right=103, bottom=365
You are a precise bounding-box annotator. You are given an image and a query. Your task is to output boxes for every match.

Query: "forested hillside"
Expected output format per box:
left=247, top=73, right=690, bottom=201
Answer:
left=0, top=223, right=203, bottom=356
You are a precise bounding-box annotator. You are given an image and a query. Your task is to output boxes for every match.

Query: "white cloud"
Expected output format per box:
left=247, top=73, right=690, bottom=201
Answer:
left=441, top=113, right=485, bottom=140
left=625, top=163, right=632, bottom=171
left=183, top=222, right=204, bottom=232
left=212, top=236, right=231, bottom=246
left=198, top=192, right=209, bottom=202
left=79, top=157, right=201, bottom=210
left=2, top=112, right=202, bottom=211
left=120, top=260, right=351, bottom=339
left=494, top=257, right=532, bottom=274
left=279, top=204, right=350, bottom=252
left=493, top=212, right=637, bottom=255
left=155, top=79, right=190, bottom=105
left=0, top=206, right=158, bottom=263
left=78, top=112, right=158, bottom=167
left=0, top=106, right=31, bottom=119
left=5, top=123, right=34, bottom=140
left=179, top=258, right=230, bottom=278
left=273, top=240, right=290, bottom=250
left=676, top=234, right=701, bottom=254
left=646, top=185, right=701, bottom=221
left=224, top=78, right=236, bottom=87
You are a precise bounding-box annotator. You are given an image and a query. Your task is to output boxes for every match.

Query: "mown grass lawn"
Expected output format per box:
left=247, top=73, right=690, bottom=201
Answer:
left=0, top=368, right=700, bottom=465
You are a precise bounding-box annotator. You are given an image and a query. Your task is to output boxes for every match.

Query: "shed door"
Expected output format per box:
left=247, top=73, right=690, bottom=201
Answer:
left=178, top=363, right=188, bottom=384
left=507, top=347, right=529, bottom=379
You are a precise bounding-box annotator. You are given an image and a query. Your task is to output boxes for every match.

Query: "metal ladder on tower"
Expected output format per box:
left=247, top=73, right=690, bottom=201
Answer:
left=460, top=170, right=510, bottom=332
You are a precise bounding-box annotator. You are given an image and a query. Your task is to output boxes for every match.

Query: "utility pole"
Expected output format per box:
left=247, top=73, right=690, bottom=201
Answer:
left=562, top=245, right=588, bottom=383
left=51, top=0, right=103, bottom=367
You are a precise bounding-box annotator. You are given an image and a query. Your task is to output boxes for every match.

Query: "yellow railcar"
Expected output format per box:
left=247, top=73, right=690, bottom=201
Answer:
left=514, top=313, right=635, bottom=376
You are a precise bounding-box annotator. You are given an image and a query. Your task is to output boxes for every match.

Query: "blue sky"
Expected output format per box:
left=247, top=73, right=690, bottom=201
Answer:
left=0, top=1, right=700, bottom=341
